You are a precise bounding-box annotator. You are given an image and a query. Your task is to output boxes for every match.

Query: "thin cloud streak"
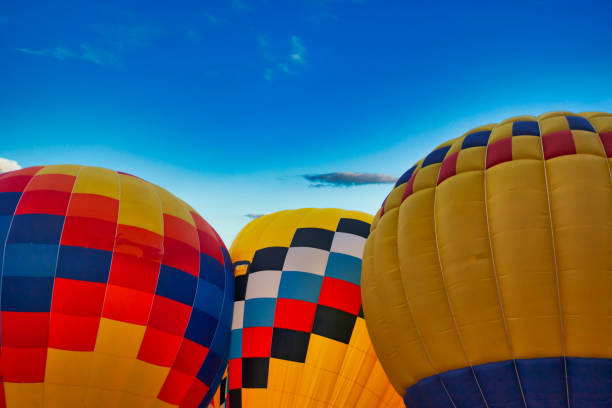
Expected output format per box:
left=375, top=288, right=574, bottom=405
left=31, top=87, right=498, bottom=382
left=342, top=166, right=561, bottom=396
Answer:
left=13, top=45, right=117, bottom=66
left=245, top=213, right=265, bottom=219
left=303, top=172, right=397, bottom=187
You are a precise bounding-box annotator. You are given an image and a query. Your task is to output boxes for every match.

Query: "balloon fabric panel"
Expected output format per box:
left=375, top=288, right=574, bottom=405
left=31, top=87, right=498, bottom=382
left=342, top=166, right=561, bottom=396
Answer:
left=0, top=165, right=233, bottom=407
left=362, top=112, right=612, bottom=407
left=227, top=209, right=404, bottom=408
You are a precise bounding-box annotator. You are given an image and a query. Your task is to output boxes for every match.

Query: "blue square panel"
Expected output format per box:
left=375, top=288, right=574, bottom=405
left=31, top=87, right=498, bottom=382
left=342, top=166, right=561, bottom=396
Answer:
left=278, top=271, right=322, bottom=303
left=243, top=298, right=276, bottom=328
left=3, top=243, right=59, bottom=277
left=324, top=252, right=361, bottom=285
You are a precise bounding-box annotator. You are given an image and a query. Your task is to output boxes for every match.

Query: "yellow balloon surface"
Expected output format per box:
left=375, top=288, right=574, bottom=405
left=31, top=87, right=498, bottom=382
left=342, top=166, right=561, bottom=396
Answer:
left=227, top=209, right=403, bottom=408
left=362, top=112, right=612, bottom=407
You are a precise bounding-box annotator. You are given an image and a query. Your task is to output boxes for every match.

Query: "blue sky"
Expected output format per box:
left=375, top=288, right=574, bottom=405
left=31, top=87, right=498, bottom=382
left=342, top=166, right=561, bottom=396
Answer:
left=2, top=0, right=612, bottom=244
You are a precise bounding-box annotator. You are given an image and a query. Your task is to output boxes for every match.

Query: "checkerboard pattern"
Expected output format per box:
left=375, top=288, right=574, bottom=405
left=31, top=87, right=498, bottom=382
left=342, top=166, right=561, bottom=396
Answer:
left=0, top=165, right=233, bottom=408
left=227, top=216, right=370, bottom=408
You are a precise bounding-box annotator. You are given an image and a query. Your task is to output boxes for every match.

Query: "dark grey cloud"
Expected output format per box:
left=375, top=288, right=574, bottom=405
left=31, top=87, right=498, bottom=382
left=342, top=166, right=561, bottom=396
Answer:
left=303, top=172, right=397, bottom=187
left=245, top=213, right=265, bottom=219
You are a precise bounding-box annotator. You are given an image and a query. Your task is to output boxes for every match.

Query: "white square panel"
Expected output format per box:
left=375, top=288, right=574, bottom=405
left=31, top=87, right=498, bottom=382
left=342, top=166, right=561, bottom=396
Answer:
left=282, top=246, right=329, bottom=276
left=330, top=231, right=367, bottom=259
left=232, top=300, right=244, bottom=330
left=245, top=269, right=282, bottom=299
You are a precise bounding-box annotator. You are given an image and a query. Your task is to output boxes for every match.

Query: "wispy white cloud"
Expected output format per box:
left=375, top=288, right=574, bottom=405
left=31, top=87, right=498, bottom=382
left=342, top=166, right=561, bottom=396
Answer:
left=0, top=158, right=21, bottom=174
left=261, top=35, right=307, bottom=80
left=13, top=44, right=118, bottom=66
left=303, top=172, right=397, bottom=187
left=290, top=36, right=306, bottom=64
left=14, top=46, right=74, bottom=60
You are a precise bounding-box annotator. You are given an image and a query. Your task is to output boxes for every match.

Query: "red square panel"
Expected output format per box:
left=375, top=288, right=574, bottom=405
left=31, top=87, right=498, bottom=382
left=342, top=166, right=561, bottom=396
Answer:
left=599, top=132, right=612, bottom=157
left=15, top=190, right=71, bottom=216
left=401, top=173, right=417, bottom=202
left=173, top=338, right=209, bottom=376
left=157, top=368, right=194, bottom=404
left=191, top=212, right=224, bottom=263
left=162, top=237, right=199, bottom=276
left=163, top=214, right=199, bottom=250
left=27, top=174, right=76, bottom=192
left=241, top=327, right=273, bottom=358
left=114, top=224, right=164, bottom=260
left=486, top=137, right=513, bottom=169
left=181, top=379, right=210, bottom=408
left=2, top=347, right=47, bottom=382
left=147, top=295, right=192, bottom=336
left=1, top=312, right=49, bottom=347
left=318, top=277, right=361, bottom=315
left=542, top=130, right=576, bottom=160
left=138, top=326, right=182, bottom=367
left=51, top=278, right=106, bottom=316
left=228, top=358, right=242, bottom=390
left=273, top=299, right=316, bottom=332
left=107, top=252, right=160, bottom=293
left=60, top=216, right=117, bottom=251
left=102, top=284, right=154, bottom=325
left=67, top=193, right=119, bottom=223
left=48, top=312, right=100, bottom=351
left=0, top=173, right=37, bottom=193
left=437, top=151, right=459, bottom=185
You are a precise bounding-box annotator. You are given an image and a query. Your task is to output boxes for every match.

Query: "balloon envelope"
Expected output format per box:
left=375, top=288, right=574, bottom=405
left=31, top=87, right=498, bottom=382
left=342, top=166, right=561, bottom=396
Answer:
left=227, top=208, right=403, bottom=408
left=0, top=165, right=233, bottom=407
left=362, top=112, right=612, bottom=407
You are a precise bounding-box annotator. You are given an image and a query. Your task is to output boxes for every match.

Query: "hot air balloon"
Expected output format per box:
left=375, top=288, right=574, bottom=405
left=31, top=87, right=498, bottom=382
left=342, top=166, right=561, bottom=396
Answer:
left=227, top=208, right=403, bottom=408
left=0, top=165, right=233, bottom=407
left=362, top=112, right=612, bottom=407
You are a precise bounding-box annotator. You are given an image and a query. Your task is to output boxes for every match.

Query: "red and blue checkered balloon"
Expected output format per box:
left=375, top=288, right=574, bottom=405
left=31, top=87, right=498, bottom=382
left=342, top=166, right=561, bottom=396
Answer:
left=0, top=165, right=233, bottom=407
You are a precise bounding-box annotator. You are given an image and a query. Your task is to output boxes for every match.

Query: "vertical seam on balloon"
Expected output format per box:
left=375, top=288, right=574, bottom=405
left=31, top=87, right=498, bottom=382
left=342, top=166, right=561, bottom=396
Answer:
left=537, top=115, right=571, bottom=408
left=41, top=165, right=83, bottom=406
left=431, top=167, right=489, bottom=408
left=482, top=136, right=529, bottom=408
left=199, top=225, right=233, bottom=406
left=0, top=166, right=44, bottom=407
left=82, top=168, right=122, bottom=403
left=394, top=194, right=458, bottom=408
left=114, top=178, right=166, bottom=405
left=295, top=208, right=333, bottom=408
left=158, top=195, right=201, bottom=406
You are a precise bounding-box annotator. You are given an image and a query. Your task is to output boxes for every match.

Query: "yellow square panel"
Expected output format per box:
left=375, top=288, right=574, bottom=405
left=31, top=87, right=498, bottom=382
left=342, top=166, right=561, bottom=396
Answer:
left=117, top=393, right=156, bottom=408
left=71, top=166, right=120, bottom=199
left=305, top=334, right=347, bottom=371
left=256, top=209, right=309, bottom=248
left=512, top=136, right=543, bottom=161
left=347, top=318, right=370, bottom=352
left=340, top=210, right=373, bottom=225
left=95, top=318, right=146, bottom=357
left=83, top=388, right=123, bottom=408
left=383, top=185, right=405, bottom=213
left=242, top=388, right=269, bottom=408
left=36, top=164, right=82, bottom=176
left=118, top=174, right=164, bottom=235
left=152, top=399, right=179, bottom=408
left=268, top=358, right=303, bottom=393
left=489, top=122, right=513, bottom=143
left=539, top=115, right=569, bottom=135
left=298, top=208, right=343, bottom=230
left=124, top=359, right=170, bottom=398
left=573, top=130, right=606, bottom=157
left=4, top=382, right=44, bottom=407
left=43, top=383, right=86, bottom=408
left=154, top=186, right=196, bottom=227
left=45, top=348, right=92, bottom=386
left=412, top=164, right=439, bottom=192
left=456, top=146, right=486, bottom=173
left=88, top=353, right=135, bottom=390
left=589, top=114, right=612, bottom=133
